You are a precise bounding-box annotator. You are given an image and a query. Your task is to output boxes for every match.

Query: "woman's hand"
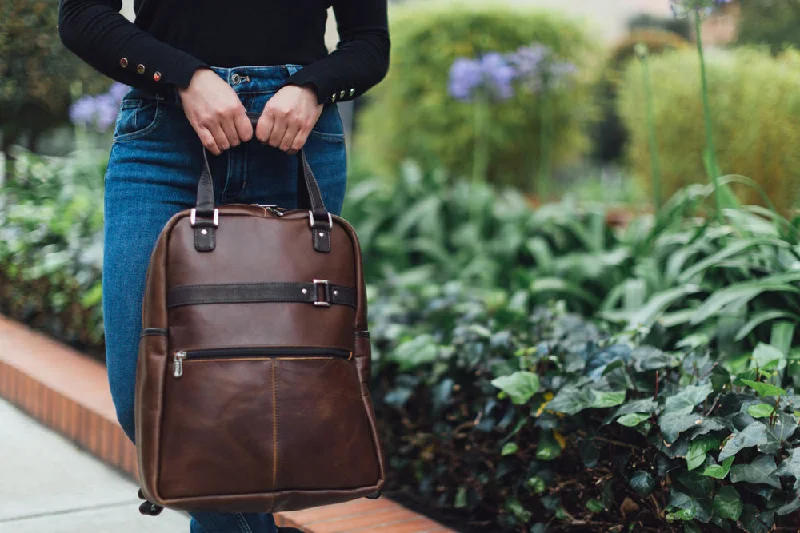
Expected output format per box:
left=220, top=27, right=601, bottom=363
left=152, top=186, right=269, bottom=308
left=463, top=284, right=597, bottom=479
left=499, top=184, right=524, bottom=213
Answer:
left=255, top=85, right=323, bottom=154
left=178, top=68, right=253, bottom=155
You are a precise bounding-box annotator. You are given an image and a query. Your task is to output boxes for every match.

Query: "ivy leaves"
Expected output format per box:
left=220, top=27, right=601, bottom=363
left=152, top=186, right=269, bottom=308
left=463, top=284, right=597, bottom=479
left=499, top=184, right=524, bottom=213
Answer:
left=491, top=372, right=539, bottom=405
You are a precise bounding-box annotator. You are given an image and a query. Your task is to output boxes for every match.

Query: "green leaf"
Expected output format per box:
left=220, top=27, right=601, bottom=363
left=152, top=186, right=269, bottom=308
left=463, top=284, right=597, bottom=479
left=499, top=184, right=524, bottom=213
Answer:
left=779, top=448, right=800, bottom=490
left=687, top=437, right=719, bottom=471
left=506, top=498, right=532, bottom=523
left=501, top=442, right=518, bottom=456
left=740, top=379, right=785, bottom=397
left=491, top=371, right=539, bottom=405
left=776, top=497, right=800, bottom=516
left=740, top=504, right=774, bottom=533
left=703, top=456, right=734, bottom=479
left=665, top=383, right=714, bottom=416
left=683, top=523, right=701, bottom=533
left=391, top=335, right=438, bottom=371
left=752, top=343, right=786, bottom=372
left=713, top=486, right=742, bottom=521
left=536, top=431, right=562, bottom=461
left=730, top=455, right=781, bottom=488
left=530, top=278, right=600, bottom=307
left=526, top=476, right=546, bottom=494
left=747, top=404, right=775, bottom=419
left=618, top=413, right=649, bottom=427
left=760, top=412, right=798, bottom=454
left=586, top=499, right=605, bottom=513
left=615, top=398, right=658, bottom=416
left=589, top=390, right=626, bottom=409
left=659, top=412, right=705, bottom=443
left=719, top=422, right=770, bottom=461
left=690, top=274, right=800, bottom=325
left=703, top=457, right=734, bottom=479
left=454, top=486, right=467, bottom=508
left=770, top=321, right=795, bottom=358
left=548, top=386, right=592, bottom=415
left=667, top=508, right=695, bottom=521
left=629, top=471, right=655, bottom=496
left=626, top=285, right=701, bottom=331
left=735, top=311, right=800, bottom=342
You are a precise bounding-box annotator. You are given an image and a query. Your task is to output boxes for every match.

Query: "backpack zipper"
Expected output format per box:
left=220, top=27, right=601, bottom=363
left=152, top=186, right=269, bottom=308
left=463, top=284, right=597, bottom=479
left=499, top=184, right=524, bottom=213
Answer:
left=172, top=347, right=352, bottom=378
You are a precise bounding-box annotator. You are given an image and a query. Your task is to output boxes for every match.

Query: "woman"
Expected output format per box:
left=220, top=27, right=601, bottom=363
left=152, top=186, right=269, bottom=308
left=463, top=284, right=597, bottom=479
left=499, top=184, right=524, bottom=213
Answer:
left=57, top=0, right=389, bottom=531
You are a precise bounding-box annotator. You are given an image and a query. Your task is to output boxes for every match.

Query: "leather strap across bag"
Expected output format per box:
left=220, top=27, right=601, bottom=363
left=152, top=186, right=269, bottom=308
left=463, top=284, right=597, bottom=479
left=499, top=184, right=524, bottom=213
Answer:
left=134, top=114, right=385, bottom=515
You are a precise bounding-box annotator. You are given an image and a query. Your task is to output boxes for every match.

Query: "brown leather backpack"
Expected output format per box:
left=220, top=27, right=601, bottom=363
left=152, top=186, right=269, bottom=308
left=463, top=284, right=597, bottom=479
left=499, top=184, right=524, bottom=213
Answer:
left=134, top=127, right=385, bottom=515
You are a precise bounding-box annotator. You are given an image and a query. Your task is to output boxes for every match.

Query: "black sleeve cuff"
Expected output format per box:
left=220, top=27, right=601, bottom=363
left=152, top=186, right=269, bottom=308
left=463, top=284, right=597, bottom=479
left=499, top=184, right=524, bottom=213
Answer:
left=286, top=68, right=359, bottom=105
left=169, top=54, right=208, bottom=89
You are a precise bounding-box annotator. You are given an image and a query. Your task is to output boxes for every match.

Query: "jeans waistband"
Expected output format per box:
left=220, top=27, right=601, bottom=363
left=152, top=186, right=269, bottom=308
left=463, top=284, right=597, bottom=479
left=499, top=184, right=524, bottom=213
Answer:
left=146, top=64, right=305, bottom=103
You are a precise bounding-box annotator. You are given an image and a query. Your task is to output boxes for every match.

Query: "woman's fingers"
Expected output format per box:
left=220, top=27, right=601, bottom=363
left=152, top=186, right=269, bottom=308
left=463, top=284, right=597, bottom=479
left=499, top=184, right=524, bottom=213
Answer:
left=256, top=111, right=275, bottom=145
left=258, top=85, right=323, bottom=153
left=178, top=69, right=250, bottom=153
left=208, top=123, right=230, bottom=152
left=267, top=115, right=288, bottom=148
left=220, top=114, right=242, bottom=148
left=288, top=129, right=310, bottom=155
left=197, top=128, right=221, bottom=156
left=235, top=113, right=254, bottom=143
left=278, top=122, right=301, bottom=152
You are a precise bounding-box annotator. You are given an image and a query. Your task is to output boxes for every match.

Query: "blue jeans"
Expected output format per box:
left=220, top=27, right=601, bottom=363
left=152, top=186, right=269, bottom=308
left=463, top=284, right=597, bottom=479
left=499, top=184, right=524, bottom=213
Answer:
left=102, top=65, right=347, bottom=533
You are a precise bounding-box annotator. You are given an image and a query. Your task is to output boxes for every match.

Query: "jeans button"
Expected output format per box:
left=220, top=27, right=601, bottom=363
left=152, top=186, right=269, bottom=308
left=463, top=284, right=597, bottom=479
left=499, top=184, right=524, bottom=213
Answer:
left=231, top=73, right=241, bottom=84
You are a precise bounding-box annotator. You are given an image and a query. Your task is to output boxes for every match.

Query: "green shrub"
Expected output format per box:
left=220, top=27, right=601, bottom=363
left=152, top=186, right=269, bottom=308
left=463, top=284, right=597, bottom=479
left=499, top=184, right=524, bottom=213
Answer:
left=0, top=147, right=107, bottom=358
left=354, top=3, right=599, bottom=190
left=618, top=47, right=800, bottom=213
left=737, top=0, right=800, bottom=54
left=371, top=286, right=800, bottom=532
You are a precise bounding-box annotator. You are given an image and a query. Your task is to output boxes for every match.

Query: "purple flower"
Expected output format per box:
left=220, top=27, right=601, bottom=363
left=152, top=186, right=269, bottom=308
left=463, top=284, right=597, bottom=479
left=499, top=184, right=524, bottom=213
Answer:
left=69, top=96, right=97, bottom=127
left=448, top=53, right=516, bottom=101
left=108, top=82, right=130, bottom=103
left=479, top=53, right=516, bottom=99
left=93, top=94, right=120, bottom=132
left=507, top=44, right=577, bottom=94
left=70, top=82, right=131, bottom=132
left=448, top=58, right=484, bottom=101
left=507, top=44, right=548, bottom=79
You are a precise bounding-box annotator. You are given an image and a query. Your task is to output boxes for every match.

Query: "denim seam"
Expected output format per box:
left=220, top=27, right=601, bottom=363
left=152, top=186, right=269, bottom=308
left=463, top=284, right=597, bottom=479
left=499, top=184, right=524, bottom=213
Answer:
left=112, top=101, right=163, bottom=144
left=234, top=513, right=254, bottom=533
left=308, top=130, right=345, bottom=143
left=221, top=150, right=232, bottom=202
left=240, top=142, right=249, bottom=197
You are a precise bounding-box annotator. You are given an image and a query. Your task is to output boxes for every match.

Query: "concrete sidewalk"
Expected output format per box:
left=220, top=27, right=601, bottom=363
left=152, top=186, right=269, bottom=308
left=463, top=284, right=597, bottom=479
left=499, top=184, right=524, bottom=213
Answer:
left=0, top=398, right=188, bottom=533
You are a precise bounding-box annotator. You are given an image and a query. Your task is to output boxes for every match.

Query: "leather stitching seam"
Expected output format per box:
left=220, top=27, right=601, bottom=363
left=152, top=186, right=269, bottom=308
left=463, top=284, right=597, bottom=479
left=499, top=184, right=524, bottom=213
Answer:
left=272, top=360, right=278, bottom=491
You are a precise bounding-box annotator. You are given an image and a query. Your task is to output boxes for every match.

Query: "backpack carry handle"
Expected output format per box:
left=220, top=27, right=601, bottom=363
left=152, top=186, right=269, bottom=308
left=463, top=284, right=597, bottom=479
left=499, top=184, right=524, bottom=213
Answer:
left=191, top=112, right=332, bottom=254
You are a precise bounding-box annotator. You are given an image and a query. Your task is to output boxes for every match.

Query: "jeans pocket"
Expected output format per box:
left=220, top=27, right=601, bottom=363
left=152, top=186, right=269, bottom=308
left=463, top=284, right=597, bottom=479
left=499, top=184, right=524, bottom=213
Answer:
left=113, top=98, right=163, bottom=143
left=309, top=104, right=345, bottom=144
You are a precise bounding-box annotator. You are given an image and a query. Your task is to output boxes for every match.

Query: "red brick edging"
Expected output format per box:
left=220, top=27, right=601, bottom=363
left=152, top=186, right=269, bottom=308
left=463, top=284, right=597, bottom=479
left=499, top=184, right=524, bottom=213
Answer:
left=0, top=316, right=453, bottom=533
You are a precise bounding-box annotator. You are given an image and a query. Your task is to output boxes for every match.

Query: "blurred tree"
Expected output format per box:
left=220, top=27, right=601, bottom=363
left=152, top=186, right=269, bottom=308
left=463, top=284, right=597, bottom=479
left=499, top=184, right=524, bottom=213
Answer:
left=0, top=0, right=111, bottom=156
left=737, top=0, right=800, bottom=54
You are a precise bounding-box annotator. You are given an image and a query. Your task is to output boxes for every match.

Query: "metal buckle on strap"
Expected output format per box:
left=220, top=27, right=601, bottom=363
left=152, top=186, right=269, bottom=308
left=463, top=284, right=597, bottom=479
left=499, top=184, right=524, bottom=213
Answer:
left=190, top=208, right=219, bottom=227
left=308, top=210, right=332, bottom=229
left=313, top=279, right=331, bottom=307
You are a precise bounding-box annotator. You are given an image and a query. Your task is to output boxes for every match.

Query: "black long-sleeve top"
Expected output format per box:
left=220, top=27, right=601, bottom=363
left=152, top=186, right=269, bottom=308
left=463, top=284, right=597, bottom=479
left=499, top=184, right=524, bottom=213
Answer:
left=57, top=0, right=390, bottom=104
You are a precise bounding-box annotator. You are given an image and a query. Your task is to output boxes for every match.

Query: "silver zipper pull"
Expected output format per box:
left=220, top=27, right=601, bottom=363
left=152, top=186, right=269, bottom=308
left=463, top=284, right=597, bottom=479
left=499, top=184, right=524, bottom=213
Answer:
left=174, top=351, right=186, bottom=378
